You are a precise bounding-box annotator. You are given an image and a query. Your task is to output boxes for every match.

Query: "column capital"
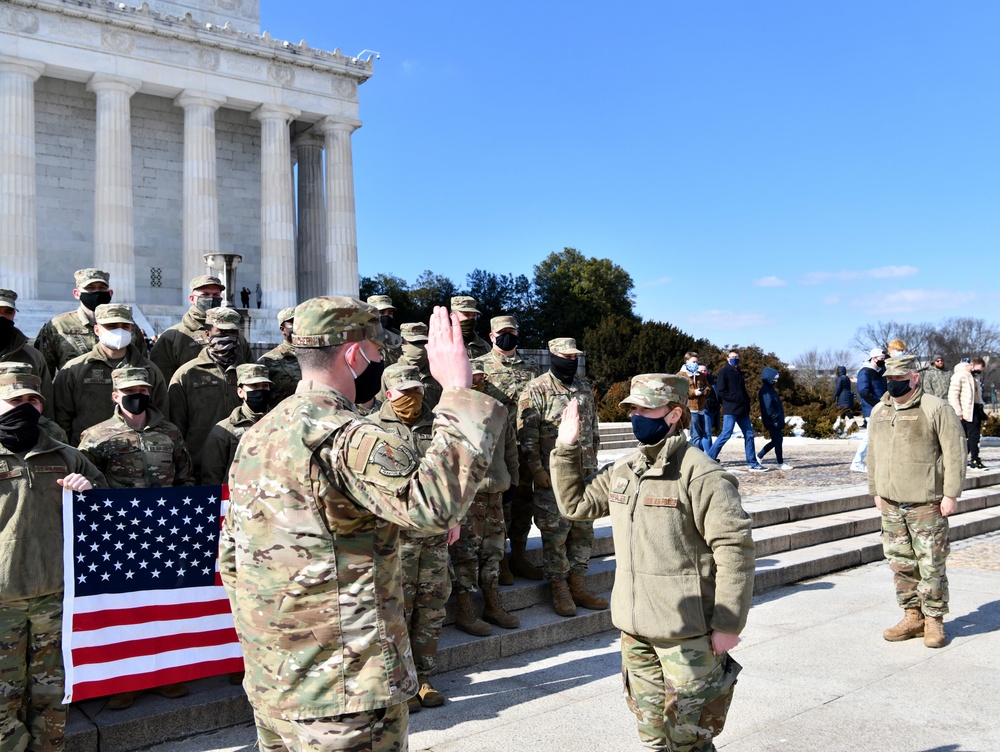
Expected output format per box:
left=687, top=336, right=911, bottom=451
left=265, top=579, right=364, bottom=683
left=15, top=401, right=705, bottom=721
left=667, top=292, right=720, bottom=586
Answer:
left=174, top=90, right=226, bottom=110
left=318, top=116, right=362, bottom=135
left=292, top=130, right=325, bottom=149
left=0, top=56, right=45, bottom=80
left=87, top=73, right=142, bottom=96
left=251, top=103, right=301, bottom=123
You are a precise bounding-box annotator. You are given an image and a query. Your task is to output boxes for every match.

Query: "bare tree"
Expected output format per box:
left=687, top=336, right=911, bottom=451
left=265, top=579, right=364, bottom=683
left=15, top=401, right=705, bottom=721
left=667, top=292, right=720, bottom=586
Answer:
left=851, top=321, right=932, bottom=362
left=792, top=348, right=857, bottom=390
left=925, top=317, right=1000, bottom=364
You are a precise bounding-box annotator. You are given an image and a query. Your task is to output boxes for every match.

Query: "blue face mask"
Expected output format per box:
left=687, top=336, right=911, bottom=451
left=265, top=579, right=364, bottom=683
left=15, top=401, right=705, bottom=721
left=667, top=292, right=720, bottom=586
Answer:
left=632, top=414, right=670, bottom=445
left=684, top=362, right=698, bottom=374
left=728, top=357, right=740, bottom=367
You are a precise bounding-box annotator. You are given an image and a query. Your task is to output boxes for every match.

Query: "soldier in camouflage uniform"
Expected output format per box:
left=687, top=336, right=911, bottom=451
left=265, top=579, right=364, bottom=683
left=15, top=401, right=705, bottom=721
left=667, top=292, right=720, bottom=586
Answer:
left=168, top=307, right=248, bottom=482
left=367, top=295, right=403, bottom=367
left=0, top=364, right=67, bottom=444
left=869, top=355, right=967, bottom=649
left=201, top=364, right=272, bottom=485
left=0, top=289, right=56, bottom=419
left=450, top=296, right=490, bottom=360
left=518, top=337, right=606, bottom=617
left=256, top=307, right=300, bottom=406
left=53, top=304, right=169, bottom=445
left=219, top=297, right=504, bottom=752
left=395, top=322, right=442, bottom=410
left=34, top=268, right=146, bottom=375
left=473, top=314, right=542, bottom=583
left=149, top=276, right=254, bottom=384
left=551, top=374, right=754, bottom=752
left=920, top=355, right=951, bottom=400
left=0, top=371, right=105, bottom=752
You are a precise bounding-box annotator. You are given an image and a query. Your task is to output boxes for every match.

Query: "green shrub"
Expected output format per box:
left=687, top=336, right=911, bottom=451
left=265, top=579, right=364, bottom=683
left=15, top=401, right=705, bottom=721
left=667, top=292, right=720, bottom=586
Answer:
left=598, top=381, right=631, bottom=422
left=982, top=414, right=1000, bottom=437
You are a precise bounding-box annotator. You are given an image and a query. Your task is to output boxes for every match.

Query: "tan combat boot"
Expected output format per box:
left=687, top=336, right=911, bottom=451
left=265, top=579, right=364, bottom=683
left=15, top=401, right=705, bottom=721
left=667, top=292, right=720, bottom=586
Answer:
left=568, top=573, right=609, bottom=610
left=509, top=539, right=544, bottom=581
left=923, top=616, right=946, bottom=648
left=498, top=552, right=515, bottom=585
left=551, top=579, right=577, bottom=617
left=883, top=608, right=924, bottom=641
left=482, top=585, right=519, bottom=629
left=418, top=676, right=445, bottom=708
left=407, top=695, right=422, bottom=714
left=454, top=591, right=492, bottom=636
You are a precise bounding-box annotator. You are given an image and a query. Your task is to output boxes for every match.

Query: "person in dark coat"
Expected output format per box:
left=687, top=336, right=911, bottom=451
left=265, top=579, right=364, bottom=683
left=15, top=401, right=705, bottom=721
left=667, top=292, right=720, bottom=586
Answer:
left=757, top=367, right=790, bottom=469
left=851, top=348, right=887, bottom=472
left=707, top=349, right=767, bottom=472
left=834, top=365, right=856, bottom=420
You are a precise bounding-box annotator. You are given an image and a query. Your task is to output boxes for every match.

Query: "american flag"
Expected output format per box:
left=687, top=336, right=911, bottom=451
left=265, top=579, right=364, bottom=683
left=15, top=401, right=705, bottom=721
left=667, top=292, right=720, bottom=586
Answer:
left=61, top=485, right=244, bottom=703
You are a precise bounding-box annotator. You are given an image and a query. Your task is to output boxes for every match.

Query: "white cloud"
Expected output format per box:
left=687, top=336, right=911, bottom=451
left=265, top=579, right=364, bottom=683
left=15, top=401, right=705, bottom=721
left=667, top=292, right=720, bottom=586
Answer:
left=688, top=310, right=769, bottom=329
left=753, top=276, right=786, bottom=287
left=800, top=265, right=919, bottom=285
left=823, top=295, right=840, bottom=304
left=639, top=276, right=671, bottom=287
left=870, top=289, right=973, bottom=315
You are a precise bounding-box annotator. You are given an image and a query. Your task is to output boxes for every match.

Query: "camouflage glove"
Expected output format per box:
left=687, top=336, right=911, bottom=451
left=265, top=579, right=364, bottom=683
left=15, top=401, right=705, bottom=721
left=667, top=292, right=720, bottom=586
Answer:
left=533, top=468, right=551, bottom=489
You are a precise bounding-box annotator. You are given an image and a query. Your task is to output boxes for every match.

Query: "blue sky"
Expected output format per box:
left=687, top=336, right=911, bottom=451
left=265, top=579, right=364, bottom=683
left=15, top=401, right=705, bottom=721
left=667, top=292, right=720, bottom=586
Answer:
left=264, top=2, right=999, bottom=362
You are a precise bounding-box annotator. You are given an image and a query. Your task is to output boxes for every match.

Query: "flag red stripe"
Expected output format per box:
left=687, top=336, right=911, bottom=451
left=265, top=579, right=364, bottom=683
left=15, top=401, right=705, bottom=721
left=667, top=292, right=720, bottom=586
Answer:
left=73, top=598, right=233, bottom=631
left=71, top=627, right=239, bottom=666
left=70, top=657, right=245, bottom=702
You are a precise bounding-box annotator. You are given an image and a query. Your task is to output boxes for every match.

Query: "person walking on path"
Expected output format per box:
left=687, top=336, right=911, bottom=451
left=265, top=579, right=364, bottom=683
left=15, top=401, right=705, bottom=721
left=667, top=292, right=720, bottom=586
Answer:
left=833, top=365, right=856, bottom=424
left=678, top=351, right=712, bottom=453
left=851, top=348, right=887, bottom=473
left=949, top=356, right=988, bottom=470
left=757, top=367, right=791, bottom=470
left=707, top=349, right=767, bottom=472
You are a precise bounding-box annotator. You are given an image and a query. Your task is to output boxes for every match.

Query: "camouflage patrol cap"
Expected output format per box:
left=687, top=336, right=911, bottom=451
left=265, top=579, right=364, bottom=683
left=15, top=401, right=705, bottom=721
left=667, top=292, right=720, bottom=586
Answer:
left=490, top=315, right=518, bottom=334
left=292, top=296, right=384, bottom=348
left=619, top=374, right=688, bottom=409
left=94, top=303, right=133, bottom=325
left=74, top=268, right=110, bottom=288
left=0, top=372, right=43, bottom=401
left=277, top=307, right=296, bottom=325
left=0, top=362, right=32, bottom=375
left=236, top=363, right=273, bottom=386
left=472, top=363, right=486, bottom=376
left=0, top=289, right=17, bottom=310
left=549, top=338, right=583, bottom=356
left=112, top=366, right=152, bottom=390
left=883, top=355, right=917, bottom=377
left=450, top=296, right=480, bottom=314
left=205, top=307, right=241, bottom=331
left=400, top=322, right=429, bottom=343
left=189, top=275, right=225, bottom=292
left=383, top=364, right=424, bottom=393
left=366, top=295, right=395, bottom=311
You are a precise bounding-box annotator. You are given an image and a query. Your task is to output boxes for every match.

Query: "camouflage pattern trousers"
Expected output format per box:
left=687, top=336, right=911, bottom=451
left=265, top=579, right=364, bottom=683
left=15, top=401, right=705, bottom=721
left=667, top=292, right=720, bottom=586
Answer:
left=0, top=593, right=66, bottom=752
left=533, top=487, right=594, bottom=582
left=399, top=530, right=451, bottom=677
left=254, top=703, right=408, bottom=752
left=505, top=462, right=535, bottom=548
left=881, top=499, right=950, bottom=617
left=621, top=632, right=741, bottom=752
left=450, top=491, right=505, bottom=593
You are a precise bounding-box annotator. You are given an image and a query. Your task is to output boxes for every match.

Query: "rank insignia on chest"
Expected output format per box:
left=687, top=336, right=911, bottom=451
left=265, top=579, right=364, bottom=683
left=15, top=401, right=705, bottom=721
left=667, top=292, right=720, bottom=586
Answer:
left=642, top=497, right=678, bottom=507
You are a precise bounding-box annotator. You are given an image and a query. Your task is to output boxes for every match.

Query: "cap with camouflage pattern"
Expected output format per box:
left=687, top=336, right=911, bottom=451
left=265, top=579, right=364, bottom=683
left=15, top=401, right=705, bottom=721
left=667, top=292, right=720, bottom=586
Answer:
left=450, top=296, right=480, bottom=314
left=366, top=295, right=395, bottom=311
left=0, top=362, right=32, bottom=375
left=206, top=307, right=241, bottom=331
left=74, top=268, right=110, bottom=288
left=490, top=315, right=518, bottom=334
left=400, top=322, right=428, bottom=343
left=112, top=366, right=152, bottom=390
left=883, top=355, right=917, bottom=378
left=292, top=296, right=384, bottom=348
left=549, top=338, right=583, bottom=356
left=0, top=289, right=17, bottom=310
left=383, top=364, right=424, bottom=393
left=236, top=363, right=273, bottom=386
left=0, top=372, right=43, bottom=401
left=94, top=303, right=133, bottom=325
left=189, top=275, right=225, bottom=292
left=472, top=363, right=486, bottom=376
left=619, top=374, right=688, bottom=409
left=277, top=307, right=296, bottom=325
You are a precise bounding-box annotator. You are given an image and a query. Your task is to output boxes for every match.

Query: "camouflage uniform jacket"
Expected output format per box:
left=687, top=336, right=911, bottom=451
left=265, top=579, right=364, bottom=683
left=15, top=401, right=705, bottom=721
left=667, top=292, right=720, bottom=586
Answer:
left=200, top=404, right=263, bottom=486
left=168, top=348, right=244, bottom=478
left=380, top=329, right=403, bottom=368
left=550, top=432, right=754, bottom=640
left=518, top=371, right=600, bottom=474
left=77, top=406, right=194, bottom=488
left=868, top=385, right=967, bottom=503
left=479, top=408, right=518, bottom=495
left=0, top=328, right=55, bottom=419
left=150, top=306, right=254, bottom=384
left=0, top=432, right=106, bottom=599
left=920, top=365, right=951, bottom=401
left=465, top=331, right=491, bottom=360
left=219, top=381, right=504, bottom=720
left=53, top=343, right=169, bottom=445
left=396, top=346, right=443, bottom=410
left=472, top=349, right=539, bottom=411
left=39, top=417, right=68, bottom=444
left=370, top=400, right=436, bottom=536
left=35, top=305, right=147, bottom=374
left=257, top=341, right=300, bottom=406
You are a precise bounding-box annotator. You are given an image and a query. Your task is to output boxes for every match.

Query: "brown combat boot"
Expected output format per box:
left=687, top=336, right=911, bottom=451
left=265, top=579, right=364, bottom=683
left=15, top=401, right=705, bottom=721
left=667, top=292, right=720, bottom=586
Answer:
left=407, top=695, right=422, bottom=714
left=568, top=573, right=609, bottom=610
left=418, top=676, right=445, bottom=707
left=883, top=608, right=924, bottom=641
left=482, top=585, right=519, bottom=629
left=551, top=579, right=577, bottom=617
left=107, top=692, right=139, bottom=710
left=498, top=552, right=514, bottom=586
left=509, top=540, right=544, bottom=581
left=454, top=591, right=492, bottom=636
left=923, top=615, right=946, bottom=648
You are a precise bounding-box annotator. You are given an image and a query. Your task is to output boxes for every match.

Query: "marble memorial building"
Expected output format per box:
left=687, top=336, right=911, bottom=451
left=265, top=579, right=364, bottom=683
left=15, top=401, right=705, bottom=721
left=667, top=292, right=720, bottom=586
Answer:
left=0, top=0, right=373, bottom=337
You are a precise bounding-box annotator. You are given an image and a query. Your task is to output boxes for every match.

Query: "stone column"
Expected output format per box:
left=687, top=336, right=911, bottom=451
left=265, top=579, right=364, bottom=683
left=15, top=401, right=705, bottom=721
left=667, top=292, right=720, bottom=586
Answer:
left=0, top=57, right=45, bottom=299
left=88, top=74, right=141, bottom=303
left=318, top=117, right=361, bottom=297
left=175, top=90, right=225, bottom=300
left=293, top=131, right=327, bottom=299
left=251, top=104, right=300, bottom=311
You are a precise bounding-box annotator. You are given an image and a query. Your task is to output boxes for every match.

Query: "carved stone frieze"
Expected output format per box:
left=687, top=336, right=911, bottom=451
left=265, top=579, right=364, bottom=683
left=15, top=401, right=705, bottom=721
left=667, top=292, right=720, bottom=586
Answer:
left=193, top=47, right=220, bottom=70
left=331, top=76, right=357, bottom=100
left=101, top=26, right=136, bottom=54
left=0, top=7, right=40, bottom=33
left=267, top=62, right=294, bottom=86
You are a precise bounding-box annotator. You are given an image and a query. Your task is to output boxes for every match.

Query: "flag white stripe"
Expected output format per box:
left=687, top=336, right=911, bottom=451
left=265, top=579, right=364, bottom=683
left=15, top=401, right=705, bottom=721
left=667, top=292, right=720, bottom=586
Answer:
left=73, top=585, right=227, bottom=615
left=69, top=613, right=237, bottom=648
left=70, top=643, right=245, bottom=684
left=61, top=488, right=78, bottom=702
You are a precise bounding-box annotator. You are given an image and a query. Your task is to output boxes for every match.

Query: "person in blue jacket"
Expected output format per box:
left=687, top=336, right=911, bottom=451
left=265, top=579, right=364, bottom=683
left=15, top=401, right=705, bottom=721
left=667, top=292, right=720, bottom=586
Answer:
left=851, top=348, right=887, bottom=472
left=757, top=367, right=791, bottom=470
left=833, top=365, right=856, bottom=417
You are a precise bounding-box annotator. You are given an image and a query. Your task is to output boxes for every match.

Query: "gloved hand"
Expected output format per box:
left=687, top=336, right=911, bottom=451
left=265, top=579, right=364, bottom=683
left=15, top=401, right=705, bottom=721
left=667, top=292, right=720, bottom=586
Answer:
left=533, top=468, right=551, bottom=489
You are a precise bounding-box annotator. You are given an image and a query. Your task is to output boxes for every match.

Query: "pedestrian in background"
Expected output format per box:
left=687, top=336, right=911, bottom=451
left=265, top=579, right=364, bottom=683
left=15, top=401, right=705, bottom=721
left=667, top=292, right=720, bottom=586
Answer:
left=757, top=367, right=791, bottom=470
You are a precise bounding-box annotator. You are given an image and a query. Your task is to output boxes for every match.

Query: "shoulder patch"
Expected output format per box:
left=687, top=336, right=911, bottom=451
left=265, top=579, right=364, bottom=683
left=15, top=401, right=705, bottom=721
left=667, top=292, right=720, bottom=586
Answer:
left=367, top=440, right=416, bottom=477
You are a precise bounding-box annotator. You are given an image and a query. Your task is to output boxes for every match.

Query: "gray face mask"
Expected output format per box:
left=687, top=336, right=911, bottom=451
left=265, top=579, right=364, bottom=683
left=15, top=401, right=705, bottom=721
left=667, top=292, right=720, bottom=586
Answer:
left=194, top=296, right=222, bottom=314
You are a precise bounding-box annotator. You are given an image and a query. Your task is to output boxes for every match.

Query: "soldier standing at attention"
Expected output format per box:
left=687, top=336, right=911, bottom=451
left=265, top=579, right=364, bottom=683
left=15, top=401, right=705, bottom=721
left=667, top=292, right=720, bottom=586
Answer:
left=551, top=375, right=754, bottom=752
left=366, top=295, right=403, bottom=367
left=0, top=363, right=68, bottom=444
left=450, top=296, right=491, bottom=360
left=0, top=289, right=55, bottom=418
left=870, top=356, right=966, bottom=649
left=256, top=307, right=300, bottom=406
left=396, top=322, right=442, bottom=409
left=201, top=364, right=272, bottom=486
left=0, top=371, right=105, bottom=752
left=220, top=298, right=504, bottom=751
left=518, top=338, right=606, bottom=617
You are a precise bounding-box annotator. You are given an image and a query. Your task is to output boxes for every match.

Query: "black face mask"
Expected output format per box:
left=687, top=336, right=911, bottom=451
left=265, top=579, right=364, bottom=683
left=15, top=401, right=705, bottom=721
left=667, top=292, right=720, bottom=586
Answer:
left=495, top=332, right=519, bottom=351
left=244, top=389, right=270, bottom=413
left=351, top=349, right=385, bottom=404
left=380, top=314, right=396, bottom=332
left=886, top=379, right=913, bottom=399
left=0, top=317, right=13, bottom=349
left=631, top=414, right=669, bottom=445
left=0, top=402, right=41, bottom=452
left=120, top=392, right=151, bottom=415
left=79, top=290, right=112, bottom=312
left=550, top=356, right=578, bottom=385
